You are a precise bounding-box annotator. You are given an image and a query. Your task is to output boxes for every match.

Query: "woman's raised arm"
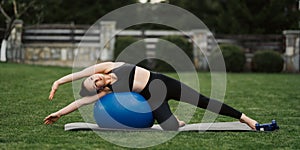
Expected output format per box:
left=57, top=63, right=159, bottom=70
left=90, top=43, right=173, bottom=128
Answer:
left=49, top=62, right=114, bottom=100
left=56, top=62, right=114, bottom=84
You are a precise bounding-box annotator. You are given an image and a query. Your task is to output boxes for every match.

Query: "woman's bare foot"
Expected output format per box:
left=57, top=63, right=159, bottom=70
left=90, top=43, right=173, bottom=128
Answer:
left=239, top=113, right=258, bottom=130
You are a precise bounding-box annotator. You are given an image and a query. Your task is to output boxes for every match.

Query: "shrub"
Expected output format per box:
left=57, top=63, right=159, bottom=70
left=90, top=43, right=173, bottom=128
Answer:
left=160, top=35, right=193, bottom=61
left=113, top=35, right=193, bottom=72
left=217, top=44, right=246, bottom=72
left=251, top=50, right=284, bottom=73
left=114, top=36, right=138, bottom=60
left=154, top=35, right=193, bottom=72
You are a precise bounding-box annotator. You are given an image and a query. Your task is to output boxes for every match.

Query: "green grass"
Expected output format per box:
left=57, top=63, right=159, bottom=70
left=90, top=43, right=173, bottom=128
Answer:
left=0, top=63, right=299, bottom=149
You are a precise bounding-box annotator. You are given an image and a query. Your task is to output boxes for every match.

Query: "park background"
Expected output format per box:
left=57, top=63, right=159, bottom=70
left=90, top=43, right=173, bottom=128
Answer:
left=0, top=0, right=299, bottom=149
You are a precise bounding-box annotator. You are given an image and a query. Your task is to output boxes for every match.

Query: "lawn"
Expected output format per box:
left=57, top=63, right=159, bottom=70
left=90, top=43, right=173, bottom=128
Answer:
left=0, top=63, right=299, bottom=149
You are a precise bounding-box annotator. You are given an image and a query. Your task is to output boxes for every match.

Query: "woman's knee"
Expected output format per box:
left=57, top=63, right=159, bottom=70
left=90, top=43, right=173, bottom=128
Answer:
left=159, top=117, right=179, bottom=131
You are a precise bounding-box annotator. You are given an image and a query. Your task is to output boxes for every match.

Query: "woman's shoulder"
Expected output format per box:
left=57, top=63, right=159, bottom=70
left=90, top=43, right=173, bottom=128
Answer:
left=97, top=62, right=125, bottom=73
left=97, top=61, right=123, bottom=67
left=101, top=61, right=125, bottom=65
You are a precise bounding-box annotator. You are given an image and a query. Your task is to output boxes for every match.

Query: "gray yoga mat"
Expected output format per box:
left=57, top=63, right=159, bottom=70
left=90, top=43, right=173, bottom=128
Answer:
left=64, top=122, right=253, bottom=132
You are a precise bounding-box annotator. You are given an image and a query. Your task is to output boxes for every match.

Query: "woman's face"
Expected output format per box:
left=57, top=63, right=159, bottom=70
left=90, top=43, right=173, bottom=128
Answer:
left=83, top=74, right=106, bottom=92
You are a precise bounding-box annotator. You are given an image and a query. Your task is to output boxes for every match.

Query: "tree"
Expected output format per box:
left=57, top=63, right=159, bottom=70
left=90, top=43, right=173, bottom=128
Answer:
left=39, top=0, right=137, bottom=24
left=169, top=0, right=223, bottom=32
left=215, top=0, right=300, bottom=34
left=0, top=0, right=38, bottom=62
left=168, top=0, right=300, bottom=34
left=0, top=0, right=38, bottom=39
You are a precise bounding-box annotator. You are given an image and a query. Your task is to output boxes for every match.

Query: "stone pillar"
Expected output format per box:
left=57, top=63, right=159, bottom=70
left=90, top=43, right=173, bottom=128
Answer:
left=0, top=40, right=7, bottom=62
left=283, top=30, right=300, bottom=72
left=192, top=30, right=208, bottom=70
left=8, top=19, right=23, bottom=62
left=100, top=21, right=116, bottom=61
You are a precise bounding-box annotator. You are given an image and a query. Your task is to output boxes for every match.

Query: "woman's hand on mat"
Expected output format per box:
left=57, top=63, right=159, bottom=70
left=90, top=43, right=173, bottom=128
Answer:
left=44, top=112, right=61, bottom=125
left=49, top=81, right=59, bottom=100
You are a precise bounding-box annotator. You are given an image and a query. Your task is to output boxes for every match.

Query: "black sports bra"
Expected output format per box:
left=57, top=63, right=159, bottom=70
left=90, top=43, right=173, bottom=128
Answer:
left=106, top=63, right=136, bottom=92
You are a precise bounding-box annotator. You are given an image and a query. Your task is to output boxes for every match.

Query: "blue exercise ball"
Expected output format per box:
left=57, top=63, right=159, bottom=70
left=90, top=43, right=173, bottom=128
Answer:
left=94, top=92, right=154, bottom=129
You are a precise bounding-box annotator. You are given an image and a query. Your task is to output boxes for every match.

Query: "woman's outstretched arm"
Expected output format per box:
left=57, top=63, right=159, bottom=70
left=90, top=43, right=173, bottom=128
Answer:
left=49, top=62, right=114, bottom=100
left=44, top=92, right=108, bottom=125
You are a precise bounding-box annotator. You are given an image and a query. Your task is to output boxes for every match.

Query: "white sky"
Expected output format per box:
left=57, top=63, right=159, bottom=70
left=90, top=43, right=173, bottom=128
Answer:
left=139, top=0, right=166, bottom=4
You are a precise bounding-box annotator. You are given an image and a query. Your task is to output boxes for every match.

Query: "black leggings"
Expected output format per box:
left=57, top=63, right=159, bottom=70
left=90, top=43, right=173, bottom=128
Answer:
left=139, top=72, right=242, bottom=130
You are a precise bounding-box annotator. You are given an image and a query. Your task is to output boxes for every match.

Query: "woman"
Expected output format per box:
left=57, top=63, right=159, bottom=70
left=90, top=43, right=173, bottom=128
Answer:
left=44, top=62, right=257, bottom=130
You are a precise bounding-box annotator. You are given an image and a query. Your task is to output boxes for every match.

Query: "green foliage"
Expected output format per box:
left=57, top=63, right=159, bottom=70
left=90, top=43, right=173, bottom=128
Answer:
left=114, top=36, right=138, bottom=60
left=217, top=44, right=246, bottom=72
left=252, top=50, right=284, bottom=73
left=37, top=0, right=137, bottom=24
left=154, top=35, right=193, bottom=72
left=169, top=0, right=300, bottom=34
left=161, top=35, right=193, bottom=60
left=0, top=0, right=44, bottom=39
left=1, top=0, right=299, bottom=34
left=114, top=35, right=193, bottom=72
